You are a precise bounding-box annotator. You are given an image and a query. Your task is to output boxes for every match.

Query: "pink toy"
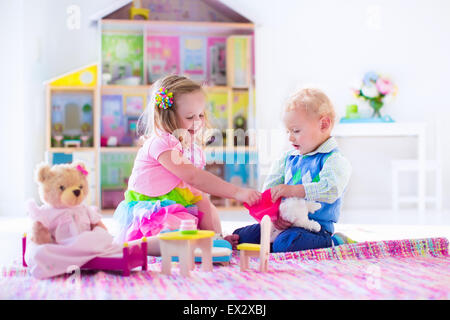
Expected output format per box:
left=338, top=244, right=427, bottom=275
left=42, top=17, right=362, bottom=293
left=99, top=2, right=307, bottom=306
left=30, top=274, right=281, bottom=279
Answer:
left=179, top=219, right=198, bottom=235
left=22, top=234, right=148, bottom=277
left=243, top=189, right=281, bottom=222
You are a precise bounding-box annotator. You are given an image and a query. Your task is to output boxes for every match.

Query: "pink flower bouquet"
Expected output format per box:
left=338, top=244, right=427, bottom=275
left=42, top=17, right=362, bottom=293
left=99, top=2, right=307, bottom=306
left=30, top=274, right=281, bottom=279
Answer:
left=353, top=71, right=397, bottom=118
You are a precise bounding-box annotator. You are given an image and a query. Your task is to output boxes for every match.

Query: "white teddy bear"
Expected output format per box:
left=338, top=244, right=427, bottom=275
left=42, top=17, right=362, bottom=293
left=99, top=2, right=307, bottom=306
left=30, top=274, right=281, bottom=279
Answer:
left=271, top=198, right=322, bottom=242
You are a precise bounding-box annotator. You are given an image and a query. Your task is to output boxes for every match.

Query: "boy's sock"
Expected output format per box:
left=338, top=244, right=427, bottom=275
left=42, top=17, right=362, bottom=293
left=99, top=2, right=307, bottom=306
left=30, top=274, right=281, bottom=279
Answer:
left=331, top=232, right=357, bottom=246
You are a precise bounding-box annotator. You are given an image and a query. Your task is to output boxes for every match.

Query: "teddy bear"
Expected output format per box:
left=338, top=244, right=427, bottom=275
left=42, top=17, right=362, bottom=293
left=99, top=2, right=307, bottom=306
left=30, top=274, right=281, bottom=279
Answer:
left=24, top=161, right=133, bottom=279
left=28, top=161, right=107, bottom=245
left=270, top=198, right=322, bottom=241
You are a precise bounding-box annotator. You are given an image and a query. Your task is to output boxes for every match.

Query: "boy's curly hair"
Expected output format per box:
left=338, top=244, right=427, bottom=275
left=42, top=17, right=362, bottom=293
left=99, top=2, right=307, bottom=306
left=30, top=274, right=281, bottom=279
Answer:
left=286, top=88, right=336, bottom=128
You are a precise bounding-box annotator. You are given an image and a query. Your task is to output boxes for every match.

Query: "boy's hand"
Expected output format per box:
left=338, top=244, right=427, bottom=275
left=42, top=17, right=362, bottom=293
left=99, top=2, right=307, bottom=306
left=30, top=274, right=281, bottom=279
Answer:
left=273, top=216, right=293, bottom=230
left=270, top=184, right=297, bottom=202
left=235, top=188, right=261, bottom=206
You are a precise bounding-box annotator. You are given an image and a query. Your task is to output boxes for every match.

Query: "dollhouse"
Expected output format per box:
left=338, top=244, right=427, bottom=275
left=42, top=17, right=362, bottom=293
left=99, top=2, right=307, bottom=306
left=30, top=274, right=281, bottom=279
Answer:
left=44, top=64, right=99, bottom=206
left=45, top=0, right=257, bottom=212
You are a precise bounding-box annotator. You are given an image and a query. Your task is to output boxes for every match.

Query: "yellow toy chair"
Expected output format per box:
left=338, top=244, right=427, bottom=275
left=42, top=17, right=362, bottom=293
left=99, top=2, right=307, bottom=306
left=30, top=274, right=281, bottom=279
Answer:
left=237, top=215, right=272, bottom=272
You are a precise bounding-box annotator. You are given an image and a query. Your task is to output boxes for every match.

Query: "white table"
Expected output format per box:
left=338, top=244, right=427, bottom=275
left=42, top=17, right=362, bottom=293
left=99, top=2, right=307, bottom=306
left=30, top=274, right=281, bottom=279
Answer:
left=332, top=122, right=427, bottom=211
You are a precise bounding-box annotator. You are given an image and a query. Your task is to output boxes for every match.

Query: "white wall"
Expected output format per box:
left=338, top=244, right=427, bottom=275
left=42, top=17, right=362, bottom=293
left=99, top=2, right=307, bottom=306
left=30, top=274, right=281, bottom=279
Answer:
left=21, top=0, right=114, bottom=210
left=222, top=0, right=450, bottom=210
left=0, top=0, right=25, bottom=215
left=0, top=0, right=114, bottom=216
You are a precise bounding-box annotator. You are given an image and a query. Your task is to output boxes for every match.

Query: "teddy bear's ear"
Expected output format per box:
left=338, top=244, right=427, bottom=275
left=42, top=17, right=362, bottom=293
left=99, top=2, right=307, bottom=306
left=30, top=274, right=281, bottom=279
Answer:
left=35, top=163, right=52, bottom=184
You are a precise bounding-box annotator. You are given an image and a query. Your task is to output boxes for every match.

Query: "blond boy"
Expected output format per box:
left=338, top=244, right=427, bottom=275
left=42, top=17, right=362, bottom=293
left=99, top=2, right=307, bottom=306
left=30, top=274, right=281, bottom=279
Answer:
left=232, top=88, right=353, bottom=251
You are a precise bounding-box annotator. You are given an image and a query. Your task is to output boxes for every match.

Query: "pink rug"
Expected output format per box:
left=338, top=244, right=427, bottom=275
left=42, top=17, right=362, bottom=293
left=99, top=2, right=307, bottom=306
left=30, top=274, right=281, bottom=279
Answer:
left=1, top=237, right=448, bottom=299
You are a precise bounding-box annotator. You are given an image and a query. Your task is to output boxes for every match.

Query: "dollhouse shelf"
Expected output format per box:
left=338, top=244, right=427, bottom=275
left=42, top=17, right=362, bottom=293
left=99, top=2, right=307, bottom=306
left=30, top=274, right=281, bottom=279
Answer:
left=101, top=19, right=254, bottom=35
left=47, top=86, right=96, bottom=91
left=101, top=84, right=251, bottom=92
left=102, top=19, right=254, bottom=28
left=101, top=84, right=151, bottom=90
left=98, top=146, right=257, bottom=153
left=206, top=146, right=257, bottom=152
left=100, top=147, right=140, bottom=153
left=49, top=147, right=96, bottom=153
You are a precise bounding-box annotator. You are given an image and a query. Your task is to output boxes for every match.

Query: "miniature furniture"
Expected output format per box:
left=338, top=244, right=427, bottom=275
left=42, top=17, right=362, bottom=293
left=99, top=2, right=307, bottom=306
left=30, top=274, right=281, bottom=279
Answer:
left=237, top=215, right=271, bottom=272
left=333, top=122, right=428, bottom=211
left=81, top=136, right=90, bottom=147
left=54, top=135, right=64, bottom=147
left=63, top=140, right=81, bottom=148
left=22, top=233, right=148, bottom=277
left=130, top=0, right=150, bottom=20
left=44, top=64, right=99, bottom=207
left=172, top=221, right=232, bottom=265
left=172, top=239, right=232, bottom=265
left=179, top=219, right=197, bottom=234
left=158, top=230, right=215, bottom=277
left=391, top=120, right=442, bottom=211
left=243, top=189, right=280, bottom=222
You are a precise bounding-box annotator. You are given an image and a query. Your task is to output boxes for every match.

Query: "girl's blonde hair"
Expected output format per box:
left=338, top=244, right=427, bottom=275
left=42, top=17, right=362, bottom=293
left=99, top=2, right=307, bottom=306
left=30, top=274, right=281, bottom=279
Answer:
left=137, top=74, right=211, bottom=145
left=286, top=88, right=336, bottom=127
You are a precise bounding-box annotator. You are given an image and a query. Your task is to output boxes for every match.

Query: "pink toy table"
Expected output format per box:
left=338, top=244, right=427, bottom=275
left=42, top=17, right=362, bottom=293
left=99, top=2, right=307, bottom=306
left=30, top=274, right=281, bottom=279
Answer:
left=22, top=234, right=148, bottom=277
left=243, top=189, right=281, bottom=222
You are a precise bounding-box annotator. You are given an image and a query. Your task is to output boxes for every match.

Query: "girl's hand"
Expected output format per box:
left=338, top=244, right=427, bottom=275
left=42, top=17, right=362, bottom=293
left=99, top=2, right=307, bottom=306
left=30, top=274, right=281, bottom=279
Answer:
left=235, top=188, right=262, bottom=206
left=270, top=184, right=296, bottom=202
left=273, top=216, right=293, bottom=230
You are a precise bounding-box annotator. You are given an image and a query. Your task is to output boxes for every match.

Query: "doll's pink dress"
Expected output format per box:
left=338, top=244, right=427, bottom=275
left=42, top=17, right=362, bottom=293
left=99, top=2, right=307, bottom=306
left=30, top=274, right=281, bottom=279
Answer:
left=25, top=199, right=122, bottom=279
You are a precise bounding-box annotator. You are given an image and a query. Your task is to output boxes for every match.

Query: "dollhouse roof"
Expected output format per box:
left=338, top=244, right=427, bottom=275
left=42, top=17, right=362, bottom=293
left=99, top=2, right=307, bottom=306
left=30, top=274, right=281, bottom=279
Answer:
left=89, top=0, right=251, bottom=23
left=44, top=63, right=98, bottom=86
left=89, top=0, right=133, bottom=23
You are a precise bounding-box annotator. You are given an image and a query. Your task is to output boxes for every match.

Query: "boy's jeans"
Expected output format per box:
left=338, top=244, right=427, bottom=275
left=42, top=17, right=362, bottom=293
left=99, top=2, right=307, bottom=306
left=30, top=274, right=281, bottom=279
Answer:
left=233, top=223, right=333, bottom=252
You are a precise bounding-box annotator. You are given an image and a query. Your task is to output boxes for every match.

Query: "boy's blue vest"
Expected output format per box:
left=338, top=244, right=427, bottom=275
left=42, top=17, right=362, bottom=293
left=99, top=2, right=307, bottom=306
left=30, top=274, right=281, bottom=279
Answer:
left=284, top=148, right=340, bottom=234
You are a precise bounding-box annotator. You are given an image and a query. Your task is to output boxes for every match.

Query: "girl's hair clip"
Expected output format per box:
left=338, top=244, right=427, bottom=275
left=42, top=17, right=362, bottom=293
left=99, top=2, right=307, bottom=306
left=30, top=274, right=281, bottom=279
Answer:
left=155, top=87, right=174, bottom=109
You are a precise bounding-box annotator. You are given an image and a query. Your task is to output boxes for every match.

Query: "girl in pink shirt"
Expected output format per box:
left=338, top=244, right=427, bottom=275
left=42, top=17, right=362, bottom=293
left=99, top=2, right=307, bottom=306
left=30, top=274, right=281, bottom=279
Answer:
left=114, top=75, right=261, bottom=250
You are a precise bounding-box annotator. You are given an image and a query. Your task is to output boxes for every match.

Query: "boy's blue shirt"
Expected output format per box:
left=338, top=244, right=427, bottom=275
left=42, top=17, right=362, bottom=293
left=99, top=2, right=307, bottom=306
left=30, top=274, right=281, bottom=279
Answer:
left=262, top=136, right=352, bottom=234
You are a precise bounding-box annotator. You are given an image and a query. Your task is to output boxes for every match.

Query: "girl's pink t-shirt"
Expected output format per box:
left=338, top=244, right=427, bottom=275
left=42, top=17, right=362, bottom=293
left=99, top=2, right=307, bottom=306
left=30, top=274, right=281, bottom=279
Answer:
left=127, top=131, right=206, bottom=197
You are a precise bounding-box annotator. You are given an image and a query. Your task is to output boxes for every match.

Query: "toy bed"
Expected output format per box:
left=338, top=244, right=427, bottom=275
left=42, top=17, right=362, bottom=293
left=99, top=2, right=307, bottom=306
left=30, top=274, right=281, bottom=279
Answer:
left=22, top=233, right=148, bottom=276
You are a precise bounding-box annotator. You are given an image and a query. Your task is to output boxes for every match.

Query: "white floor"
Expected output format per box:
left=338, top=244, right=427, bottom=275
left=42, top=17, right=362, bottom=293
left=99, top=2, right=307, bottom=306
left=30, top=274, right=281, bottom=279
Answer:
left=1, top=208, right=449, bottom=266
